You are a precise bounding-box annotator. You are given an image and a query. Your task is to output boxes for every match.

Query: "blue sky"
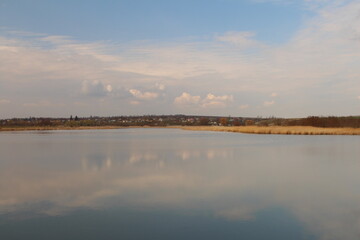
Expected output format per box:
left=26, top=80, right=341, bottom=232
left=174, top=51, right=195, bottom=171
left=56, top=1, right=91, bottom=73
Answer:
left=1, top=0, right=303, bottom=43
left=0, top=0, right=359, bottom=118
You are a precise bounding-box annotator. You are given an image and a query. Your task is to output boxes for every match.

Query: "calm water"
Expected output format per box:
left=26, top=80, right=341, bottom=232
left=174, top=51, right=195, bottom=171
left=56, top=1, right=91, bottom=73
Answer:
left=0, top=128, right=359, bottom=240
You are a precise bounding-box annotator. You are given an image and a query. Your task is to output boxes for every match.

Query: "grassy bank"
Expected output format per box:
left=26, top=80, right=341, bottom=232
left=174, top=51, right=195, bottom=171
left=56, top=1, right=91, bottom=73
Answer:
left=176, top=126, right=360, bottom=135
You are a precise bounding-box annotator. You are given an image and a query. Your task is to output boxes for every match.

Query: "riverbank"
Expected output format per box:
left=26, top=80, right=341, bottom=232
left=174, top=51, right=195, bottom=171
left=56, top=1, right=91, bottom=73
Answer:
left=1, top=125, right=360, bottom=135
left=0, top=126, right=125, bottom=131
left=176, top=126, right=360, bottom=135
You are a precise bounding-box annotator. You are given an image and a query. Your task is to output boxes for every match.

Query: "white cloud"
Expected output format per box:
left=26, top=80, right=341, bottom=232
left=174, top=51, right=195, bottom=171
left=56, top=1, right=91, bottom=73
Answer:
left=81, top=80, right=112, bottom=97
left=204, top=93, right=233, bottom=102
left=174, top=92, right=201, bottom=105
left=106, top=85, right=113, bottom=92
left=174, top=92, right=233, bottom=108
left=129, top=89, right=158, bottom=100
left=201, top=93, right=234, bottom=108
left=264, top=100, right=275, bottom=106
left=270, top=92, right=278, bottom=97
left=1, top=0, right=360, bottom=117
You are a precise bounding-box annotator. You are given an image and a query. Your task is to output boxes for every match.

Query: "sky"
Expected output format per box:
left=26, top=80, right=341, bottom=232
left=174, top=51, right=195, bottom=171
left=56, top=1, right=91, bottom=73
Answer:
left=0, top=0, right=359, bottom=118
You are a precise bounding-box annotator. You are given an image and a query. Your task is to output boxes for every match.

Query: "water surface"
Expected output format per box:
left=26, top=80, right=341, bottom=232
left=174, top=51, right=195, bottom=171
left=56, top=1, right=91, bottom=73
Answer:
left=0, top=128, right=359, bottom=239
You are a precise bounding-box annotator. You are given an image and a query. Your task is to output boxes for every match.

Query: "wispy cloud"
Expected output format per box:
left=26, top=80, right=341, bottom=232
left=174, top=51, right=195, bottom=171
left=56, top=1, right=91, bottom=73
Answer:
left=174, top=92, right=201, bottom=105
left=23, top=101, right=65, bottom=108
left=129, top=89, right=159, bottom=100
left=215, top=31, right=263, bottom=49
left=174, top=92, right=233, bottom=109
left=201, top=93, right=234, bottom=108
left=0, top=99, right=10, bottom=104
left=264, top=100, right=275, bottom=106
left=1, top=0, right=360, bottom=117
left=239, top=104, right=249, bottom=110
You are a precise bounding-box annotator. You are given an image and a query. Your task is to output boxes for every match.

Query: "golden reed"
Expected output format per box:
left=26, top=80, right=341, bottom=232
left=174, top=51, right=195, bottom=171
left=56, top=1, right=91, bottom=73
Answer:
left=1, top=125, right=359, bottom=135
left=176, top=126, right=360, bottom=135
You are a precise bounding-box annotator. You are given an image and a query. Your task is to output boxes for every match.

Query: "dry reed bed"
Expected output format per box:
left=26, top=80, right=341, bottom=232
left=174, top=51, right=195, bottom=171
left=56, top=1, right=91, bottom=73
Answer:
left=1, top=125, right=360, bottom=135
left=178, top=126, right=360, bottom=135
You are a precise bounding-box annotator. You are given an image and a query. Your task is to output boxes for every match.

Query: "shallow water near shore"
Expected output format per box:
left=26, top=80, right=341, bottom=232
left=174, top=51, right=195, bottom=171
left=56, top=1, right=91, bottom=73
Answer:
left=0, top=128, right=359, bottom=239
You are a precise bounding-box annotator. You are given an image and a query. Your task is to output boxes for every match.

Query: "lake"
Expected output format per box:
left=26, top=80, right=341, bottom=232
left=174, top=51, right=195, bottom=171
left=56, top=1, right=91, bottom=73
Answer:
left=0, top=128, right=359, bottom=240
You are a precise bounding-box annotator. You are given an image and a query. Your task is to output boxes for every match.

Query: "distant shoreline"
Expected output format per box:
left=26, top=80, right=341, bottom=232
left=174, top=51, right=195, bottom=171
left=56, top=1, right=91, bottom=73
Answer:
left=0, top=126, right=126, bottom=132
left=1, top=125, right=360, bottom=135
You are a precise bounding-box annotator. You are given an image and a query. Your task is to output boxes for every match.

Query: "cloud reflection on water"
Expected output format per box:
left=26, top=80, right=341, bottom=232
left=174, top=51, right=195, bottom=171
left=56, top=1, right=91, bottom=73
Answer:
left=0, top=130, right=360, bottom=239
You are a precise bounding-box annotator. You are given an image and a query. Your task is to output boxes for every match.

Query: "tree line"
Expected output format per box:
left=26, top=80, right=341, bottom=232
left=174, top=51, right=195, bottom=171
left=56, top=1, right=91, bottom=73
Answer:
left=258, top=116, right=360, bottom=128
left=1, top=115, right=359, bottom=128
